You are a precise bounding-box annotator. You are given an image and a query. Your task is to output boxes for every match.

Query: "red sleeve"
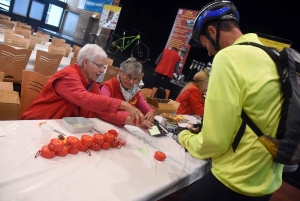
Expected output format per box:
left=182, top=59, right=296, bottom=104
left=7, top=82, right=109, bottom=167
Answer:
left=188, top=88, right=205, bottom=116
left=135, top=92, right=155, bottom=115
left=53, top=74, right=122, bottom=114
left=94, top=110, right=128, bottom=127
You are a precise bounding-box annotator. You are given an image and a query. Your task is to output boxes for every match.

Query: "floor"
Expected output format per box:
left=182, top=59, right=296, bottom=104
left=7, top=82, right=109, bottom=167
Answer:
left=158, top=181, right=300, bottom=201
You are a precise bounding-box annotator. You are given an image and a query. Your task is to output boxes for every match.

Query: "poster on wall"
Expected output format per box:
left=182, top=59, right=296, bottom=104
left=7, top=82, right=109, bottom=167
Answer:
left=96, top=4, right=121, bottom=35
left=78, top=0, right=113, bottom=13
left=165, top=8, right=198, bottom=74
left=99, top=5, right=121, bottom=30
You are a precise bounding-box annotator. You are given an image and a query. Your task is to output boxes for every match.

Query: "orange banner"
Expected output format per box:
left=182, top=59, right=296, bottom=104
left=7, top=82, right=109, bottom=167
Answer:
left=165, top=8, right=199, bottom=74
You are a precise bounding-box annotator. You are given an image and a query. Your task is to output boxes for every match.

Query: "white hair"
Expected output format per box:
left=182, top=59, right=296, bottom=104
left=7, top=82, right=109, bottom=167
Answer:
left=120, top=57, right=143, bottom=76
left=77, top=44, right=107, bottom=65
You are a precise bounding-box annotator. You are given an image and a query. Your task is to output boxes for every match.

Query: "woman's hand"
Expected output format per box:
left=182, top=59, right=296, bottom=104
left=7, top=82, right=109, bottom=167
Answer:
left=141, top=119, right=154, bottom=129
left=144, top=110, right=155, bottom=122
left=119, top=101, right=144, bottom=125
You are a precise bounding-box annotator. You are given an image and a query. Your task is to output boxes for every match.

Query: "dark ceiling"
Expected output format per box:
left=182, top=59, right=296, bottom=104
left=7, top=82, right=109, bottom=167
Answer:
left=116, top=0, right=299, bottom=71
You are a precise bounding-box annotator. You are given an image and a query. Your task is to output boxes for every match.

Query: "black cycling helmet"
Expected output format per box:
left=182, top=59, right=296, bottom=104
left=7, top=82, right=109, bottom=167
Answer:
left=189, top=0, right=240, bottom=50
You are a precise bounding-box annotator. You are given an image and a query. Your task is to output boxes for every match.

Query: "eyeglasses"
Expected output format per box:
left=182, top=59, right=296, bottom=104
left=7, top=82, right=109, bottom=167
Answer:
left=124, top=73, right=139, bottom=83
left=89, top=60, right=106, bottom=70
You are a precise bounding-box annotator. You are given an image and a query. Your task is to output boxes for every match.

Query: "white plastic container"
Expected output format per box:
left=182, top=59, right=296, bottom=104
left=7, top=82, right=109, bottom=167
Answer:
left=62, top=117, right=95, bottom=133
left=40, top=124, right=53, bottom=144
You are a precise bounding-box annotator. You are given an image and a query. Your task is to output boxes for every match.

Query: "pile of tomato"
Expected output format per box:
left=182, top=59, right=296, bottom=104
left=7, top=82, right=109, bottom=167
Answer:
left=35, top=129, right=124, bottom=159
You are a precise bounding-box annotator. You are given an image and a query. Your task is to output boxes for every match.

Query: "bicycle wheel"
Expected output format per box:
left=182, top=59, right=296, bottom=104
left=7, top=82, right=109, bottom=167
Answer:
left=131, top=43, right=150, bottom=64
left=107, top=34, right=121, bottom=54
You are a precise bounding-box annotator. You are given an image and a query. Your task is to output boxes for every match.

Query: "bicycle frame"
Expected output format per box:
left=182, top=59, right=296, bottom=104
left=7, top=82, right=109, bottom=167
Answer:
left=113, top=34, right=141, bottom=51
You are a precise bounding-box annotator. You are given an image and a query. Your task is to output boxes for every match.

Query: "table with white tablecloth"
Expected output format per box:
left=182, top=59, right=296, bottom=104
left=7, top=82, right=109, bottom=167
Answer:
left=0, top=117, right=208, bottom=201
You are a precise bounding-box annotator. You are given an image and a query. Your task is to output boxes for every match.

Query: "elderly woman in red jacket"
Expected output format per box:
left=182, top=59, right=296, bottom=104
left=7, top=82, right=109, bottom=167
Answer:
left=176, top=71, right=209, bottom=116
left=100, top=57, right=155, bottom=125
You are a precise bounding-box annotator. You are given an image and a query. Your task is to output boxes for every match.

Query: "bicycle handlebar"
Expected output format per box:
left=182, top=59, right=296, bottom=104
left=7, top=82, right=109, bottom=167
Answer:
left=132, top=28, right=146, bottom=35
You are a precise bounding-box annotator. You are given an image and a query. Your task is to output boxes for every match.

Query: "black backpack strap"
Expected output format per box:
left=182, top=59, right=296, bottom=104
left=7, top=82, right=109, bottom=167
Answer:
left=232, top=42, right=279, bottom=152
left=232, top=111, right=265, bottom=152
left=237, top=42, right=279, bottom=62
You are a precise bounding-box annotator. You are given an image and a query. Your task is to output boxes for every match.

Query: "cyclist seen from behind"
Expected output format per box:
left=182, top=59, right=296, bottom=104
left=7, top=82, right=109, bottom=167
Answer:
left=177, top=1, right=283, bottom=200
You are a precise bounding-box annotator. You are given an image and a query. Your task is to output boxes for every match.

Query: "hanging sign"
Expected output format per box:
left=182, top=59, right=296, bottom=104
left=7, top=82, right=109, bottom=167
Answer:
left=165, top=8, right=198, bottom=74
left=78, top=0, right=113, bottom=13
left=257, top=33, right=292, bottom=51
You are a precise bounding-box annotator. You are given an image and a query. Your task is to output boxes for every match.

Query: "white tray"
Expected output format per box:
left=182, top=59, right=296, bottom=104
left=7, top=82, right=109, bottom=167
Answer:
left=62, top=117, right=95, bottom=133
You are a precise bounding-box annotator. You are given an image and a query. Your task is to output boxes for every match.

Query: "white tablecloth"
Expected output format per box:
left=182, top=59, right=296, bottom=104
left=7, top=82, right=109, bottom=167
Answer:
left=0, top=118, right=208, bottom=201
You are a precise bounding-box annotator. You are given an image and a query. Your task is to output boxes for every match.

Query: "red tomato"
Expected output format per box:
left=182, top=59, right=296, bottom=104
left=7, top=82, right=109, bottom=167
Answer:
left=111, top=140, right=120, bottom=148
left=68, top=147, right=79, bottom=154
left=93, top=134, right=104, bottom=144
left=154, top=151, right=166, bottom=161
left=79, top=141, right=88, bottom=152
left=104, top=133, right=114, bottom=143
left=81, top=135, right=93, bottom=147
left=49, top=138, right=64, bottom=151
left=102, top=142, right=110, bottom=150
left=120, top=140, right=126, bottom=146
left=108, top=129, right=118, bottom=138
left=89, top=142, right=101, bottom=151
left=40, top=145, right=55, bottom=159
left=66, top=136, right=79, bottom=148
left=56, top=146, right=69, bottom=157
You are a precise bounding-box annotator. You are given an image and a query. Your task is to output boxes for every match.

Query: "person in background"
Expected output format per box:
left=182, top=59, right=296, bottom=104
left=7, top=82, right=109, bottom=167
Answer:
left=177, top=1, right=283, bottom=200
left=100, top=57, right=155, bottom=124
left=176, top=71, right=209, bottom=116
left=153, top=47, right=181, bottom=89
left=21, top=44, right=148, bottom=128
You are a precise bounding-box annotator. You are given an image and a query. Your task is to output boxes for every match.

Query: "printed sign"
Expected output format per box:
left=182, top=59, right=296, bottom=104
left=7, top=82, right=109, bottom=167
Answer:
left=99, top=5, right=121, bottom=30
left=78, top=0, right=113, bottom=13
left=165, top=8, right=199, bottom=74
left=257, top=33, right=292, bottom=51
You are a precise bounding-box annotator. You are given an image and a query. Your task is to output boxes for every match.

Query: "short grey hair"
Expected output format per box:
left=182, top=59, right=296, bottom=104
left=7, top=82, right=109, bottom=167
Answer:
left=77, top=44, right=107, bottom=65
left=120, top=57, right=143, bottom=76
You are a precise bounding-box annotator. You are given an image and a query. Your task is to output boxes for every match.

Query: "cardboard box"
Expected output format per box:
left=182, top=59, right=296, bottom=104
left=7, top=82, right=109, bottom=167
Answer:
left=0, top=82, right=20, bottom=120
left=146, top=97, right=180, bottom=115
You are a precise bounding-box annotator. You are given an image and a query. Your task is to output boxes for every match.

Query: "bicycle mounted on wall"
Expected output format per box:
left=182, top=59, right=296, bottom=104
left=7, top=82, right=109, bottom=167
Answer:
left=106, top=28, right=150, bottom=64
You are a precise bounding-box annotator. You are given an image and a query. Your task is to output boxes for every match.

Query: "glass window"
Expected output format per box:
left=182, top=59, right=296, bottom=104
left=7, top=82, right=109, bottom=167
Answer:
left=45, top=4, right=63, bottom=27
left=0, top=0, right=11, bottom=12
left=29, top=1, right=45, bottom=21
left=12, top=0, right=30, bottom=16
